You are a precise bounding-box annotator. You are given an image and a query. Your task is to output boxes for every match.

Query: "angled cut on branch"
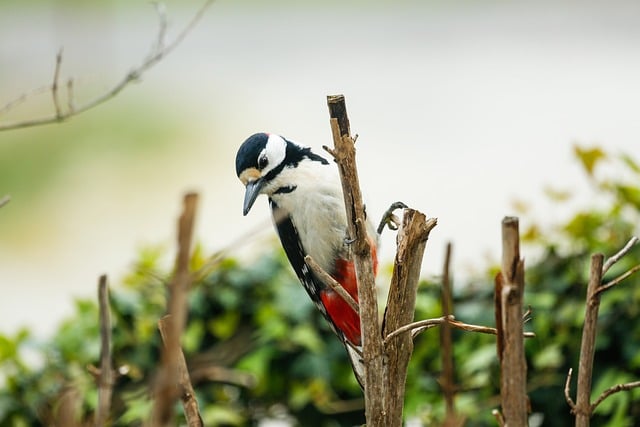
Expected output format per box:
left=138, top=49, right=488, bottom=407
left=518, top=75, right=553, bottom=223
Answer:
left=496, top=216, right=528, bottom=426
left=0, top=0, right=214, bottom=132
left=382, top=209, right=437, bottom=425
left=326, top=94, right=386, bottom=425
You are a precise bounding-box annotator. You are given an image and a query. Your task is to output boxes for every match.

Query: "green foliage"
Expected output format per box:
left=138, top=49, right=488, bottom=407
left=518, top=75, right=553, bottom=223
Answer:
left=0, top=145, right=638, bottom=426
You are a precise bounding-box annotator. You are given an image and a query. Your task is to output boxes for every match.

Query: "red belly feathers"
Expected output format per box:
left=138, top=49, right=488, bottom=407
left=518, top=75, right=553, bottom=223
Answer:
left=319, top=241, right=378, bottom=346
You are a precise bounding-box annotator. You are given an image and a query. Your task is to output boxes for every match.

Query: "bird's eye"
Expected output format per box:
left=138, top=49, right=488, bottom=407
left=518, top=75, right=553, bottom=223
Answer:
left=258, top=155, right=268, bottom=169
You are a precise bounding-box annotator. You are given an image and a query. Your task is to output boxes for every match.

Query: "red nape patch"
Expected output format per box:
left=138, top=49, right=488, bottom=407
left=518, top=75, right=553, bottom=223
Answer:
left=322, top=240, right=378, bottom=346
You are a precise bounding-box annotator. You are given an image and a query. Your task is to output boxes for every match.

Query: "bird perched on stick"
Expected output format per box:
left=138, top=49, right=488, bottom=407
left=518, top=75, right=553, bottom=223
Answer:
left=235, top=132, right=379, bottom=387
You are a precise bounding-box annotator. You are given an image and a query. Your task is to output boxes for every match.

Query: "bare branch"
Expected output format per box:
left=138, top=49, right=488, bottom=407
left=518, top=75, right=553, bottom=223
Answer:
left=52, top=49, right=63, bottom=119
left=0, top=195, right=10, bottom=209
left=564, top=368, right=576, bottom=411
left=327, top=94, right=384, bottom=425
left=150, top=193, right=199, bottom=427
left=590, top=380, right=640, bottom=413
left=0, top=0, right=215, bottom=132
left=95, top=275, right=114, bottom=427
left=491, top=409, right=505, bottom=427
left=498, top=216, right=528, bottom=426
left=384, top=315, right=535, bottom=343
left=596, top=264, right=640, bottom=295
left=382, top=209, right=436, bottom=426
left=575, top=253, right=604, bottom=426
left=440, top=242, right=457, bottom=422
left=304, top=255, right=359, bottom=314
left=385, top=316, right=448, bottom=345
left=158, top=316, right=204, bottom=427
left=602, top=236, right=639, bottom=274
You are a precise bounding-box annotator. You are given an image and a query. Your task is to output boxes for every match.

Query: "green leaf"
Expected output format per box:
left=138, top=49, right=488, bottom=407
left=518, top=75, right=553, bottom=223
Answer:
left=574, top=145, right=607, bottom=176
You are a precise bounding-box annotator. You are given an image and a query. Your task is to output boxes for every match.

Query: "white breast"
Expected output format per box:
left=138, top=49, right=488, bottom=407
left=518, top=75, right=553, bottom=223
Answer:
left=268, top=160, right=347, bottom=273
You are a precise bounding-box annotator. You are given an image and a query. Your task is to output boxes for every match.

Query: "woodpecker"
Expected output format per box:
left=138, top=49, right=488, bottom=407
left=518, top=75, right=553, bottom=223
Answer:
left=235, top=132, right=378, bottom=387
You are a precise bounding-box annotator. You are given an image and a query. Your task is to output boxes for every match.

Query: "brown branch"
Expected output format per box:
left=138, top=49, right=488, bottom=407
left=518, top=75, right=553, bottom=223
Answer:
left=95, top=274, right=114, bottom=427
left=52, top=49, right=63, bottom=119
left=382, top=210, right=436, bottom=426
left=602, top=236, right=639, bottom=274
left=590, top=380, right=640, bottom=413
left=150, top=192, right=200, bottom=427
left=0, top=195, right=10, bottom=209
left=386, top=315, right=535, bottom=343
left=0, top=0, right=214, bottom=132
left=326, top=94, right=385, bottom=425
left=439, top=242, right=457, bottom=423
left=158, top=316, right=204, bottom=427
left=304, top=255, right=359, bottom=314
left=498, top=216, right=528, bottom=426
left=595, top=264, right=640, bottom=295
left=564, top=368, right=576, bottom=412
left=575, top=253, right=604, bottom=427
left=491, top=409, right=505, bottom=427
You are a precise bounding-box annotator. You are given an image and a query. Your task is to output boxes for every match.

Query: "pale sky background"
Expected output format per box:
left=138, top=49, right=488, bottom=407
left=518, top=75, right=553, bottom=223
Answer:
left=1, top=0, right=639, bottom=338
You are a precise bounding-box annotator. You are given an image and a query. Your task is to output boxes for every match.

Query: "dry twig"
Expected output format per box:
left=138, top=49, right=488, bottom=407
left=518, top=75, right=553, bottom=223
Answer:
left=564, top=368, right=576, bottom=412
left=304, top=255, right=359, bottom=314
left=95, top=274, right=114, bottom=427
left=497, top=217, right=528, bottom=426
left=0, top=0, right=214, bottom=131
left=326, top=94, right=385, bottom=425
left=158, top=316, right=204, bottom=427
left=149, top=193, right=201, bottom=427
left=590, top=380, right=640, bottom=413
left=568, top=236, right=640, bottom=426
left=0, top=195, right=10, bottom=209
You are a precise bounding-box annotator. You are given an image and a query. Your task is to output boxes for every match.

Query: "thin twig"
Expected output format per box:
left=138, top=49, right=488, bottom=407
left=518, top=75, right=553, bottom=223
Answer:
left=590, top=380, right=640, bottom=413
left=304, top=255, right=359, bottom=314
left=595, top=264, right=640, bottom=295
left=440, top=242, right=457, bottom=422
left=491, top=409, right=505, bottom=427
left=0, top=195, right=10, bottom=209
left=95, top=275, right=114, bottom=427
left=52, top=49, right=63, bottom=119
left=575, top=253, right=604, bottom=426
left=158, top=316, right=204, bottom=427
left=66, top=79, right=75, bottom=113
left=385, top=315, right=535, bottom=344
left=0, top=0, right=215, bottom=132
left=150, top=193, right=200, bottom=427
left=564, top=368, right=576, bottom=411
left=602, top=236, right=639, bottom=274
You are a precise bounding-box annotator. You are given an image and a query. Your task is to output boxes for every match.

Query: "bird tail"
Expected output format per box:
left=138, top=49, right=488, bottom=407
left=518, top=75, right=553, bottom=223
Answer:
left=344, top=340, right=365, bottom=389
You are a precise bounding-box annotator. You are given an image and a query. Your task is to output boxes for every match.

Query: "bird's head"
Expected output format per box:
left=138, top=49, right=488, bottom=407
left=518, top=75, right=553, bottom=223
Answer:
left=235, top=132, right=329, bottom=216
left=235, top=133, right=290, bottom=215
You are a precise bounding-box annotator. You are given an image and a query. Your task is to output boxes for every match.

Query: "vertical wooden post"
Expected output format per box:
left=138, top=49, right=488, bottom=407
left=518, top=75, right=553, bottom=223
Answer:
left=499, top=217, right=528, bottom=425
left=440, top=243, right=458, bottom=425
left=95, top=275, right=113, bottom=427
left=327, top=95, right=386, bottom=426
left=383, top=209, right=431, bottom=425
left=574, top=254, right=604, bottom=427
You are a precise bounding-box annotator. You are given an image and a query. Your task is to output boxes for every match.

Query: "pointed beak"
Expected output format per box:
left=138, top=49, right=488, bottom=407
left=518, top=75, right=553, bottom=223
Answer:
left=243, top=178, right=265, bottom=216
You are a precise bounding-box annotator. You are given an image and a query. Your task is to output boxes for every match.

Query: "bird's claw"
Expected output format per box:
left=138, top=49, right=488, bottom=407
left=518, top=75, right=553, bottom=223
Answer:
left=377, top=201, right=408, bottom=235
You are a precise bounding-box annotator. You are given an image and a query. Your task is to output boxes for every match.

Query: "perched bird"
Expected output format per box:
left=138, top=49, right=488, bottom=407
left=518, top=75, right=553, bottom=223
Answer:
left=235, top=132, right=378, bottom=387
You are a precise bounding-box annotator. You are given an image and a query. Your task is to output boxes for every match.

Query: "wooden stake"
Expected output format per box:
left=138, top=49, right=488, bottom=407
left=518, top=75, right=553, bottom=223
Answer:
left=498, top=217, right=528, bottom=426
left=326, top=95, right=386, bottom=425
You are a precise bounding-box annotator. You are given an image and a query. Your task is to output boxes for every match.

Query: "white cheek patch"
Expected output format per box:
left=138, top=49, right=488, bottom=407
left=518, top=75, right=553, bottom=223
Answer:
left=261, top=134, right=287, bottom=175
